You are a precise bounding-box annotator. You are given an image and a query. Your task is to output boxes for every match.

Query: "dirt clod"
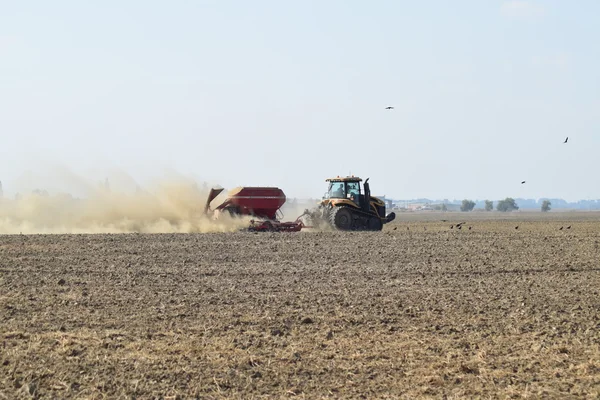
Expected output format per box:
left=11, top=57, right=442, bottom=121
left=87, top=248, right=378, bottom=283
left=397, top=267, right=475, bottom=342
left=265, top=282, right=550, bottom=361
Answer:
left=270, top=328, right=284, bottom=337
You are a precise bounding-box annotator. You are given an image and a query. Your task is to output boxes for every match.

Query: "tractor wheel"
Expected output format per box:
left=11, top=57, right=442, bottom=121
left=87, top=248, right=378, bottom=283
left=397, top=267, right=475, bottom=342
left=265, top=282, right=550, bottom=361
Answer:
left=330, top=206, right=353, bottom=231
left=368, top=217, right=383, bottom=231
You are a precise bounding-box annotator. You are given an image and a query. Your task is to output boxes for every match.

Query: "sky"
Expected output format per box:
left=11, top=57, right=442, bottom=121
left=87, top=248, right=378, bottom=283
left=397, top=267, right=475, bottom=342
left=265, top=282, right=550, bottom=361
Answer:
left=1, top=0, right=599, bottom=201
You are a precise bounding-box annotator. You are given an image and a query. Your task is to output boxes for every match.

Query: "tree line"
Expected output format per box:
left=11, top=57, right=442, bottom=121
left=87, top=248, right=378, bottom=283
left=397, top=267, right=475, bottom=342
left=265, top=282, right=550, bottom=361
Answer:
left=460, top=198, right=551, bottom=212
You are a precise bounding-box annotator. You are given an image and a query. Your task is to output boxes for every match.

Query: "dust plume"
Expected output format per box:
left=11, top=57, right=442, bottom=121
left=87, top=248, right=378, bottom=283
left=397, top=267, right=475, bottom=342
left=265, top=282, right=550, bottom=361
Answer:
left=0, top=175, right=252, bottom=234
left=279, top=198, right=336, bottom=232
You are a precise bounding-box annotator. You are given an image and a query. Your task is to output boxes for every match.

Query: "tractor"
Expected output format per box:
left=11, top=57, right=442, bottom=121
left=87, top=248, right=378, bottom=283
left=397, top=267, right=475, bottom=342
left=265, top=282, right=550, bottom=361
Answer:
left=314, top=176, right=396, bottom=231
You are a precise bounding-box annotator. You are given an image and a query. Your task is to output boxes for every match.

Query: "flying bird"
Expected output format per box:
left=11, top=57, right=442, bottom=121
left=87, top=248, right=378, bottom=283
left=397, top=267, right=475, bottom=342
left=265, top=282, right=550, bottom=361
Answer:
left=521, top=181, right=526, bottom=184
left=385, top=106, right=394, bottom=110
left=564, top=137, right=568, bottom=143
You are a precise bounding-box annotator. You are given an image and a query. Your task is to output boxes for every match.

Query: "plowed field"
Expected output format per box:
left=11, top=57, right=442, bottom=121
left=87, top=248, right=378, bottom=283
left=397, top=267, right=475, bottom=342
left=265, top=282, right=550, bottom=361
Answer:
left=1, top=213, right=600, bottom=398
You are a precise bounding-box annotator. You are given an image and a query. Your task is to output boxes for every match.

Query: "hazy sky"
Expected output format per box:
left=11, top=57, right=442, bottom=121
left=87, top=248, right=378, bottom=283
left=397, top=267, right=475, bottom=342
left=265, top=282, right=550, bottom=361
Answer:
left=1, top=1, right=599, bottom=201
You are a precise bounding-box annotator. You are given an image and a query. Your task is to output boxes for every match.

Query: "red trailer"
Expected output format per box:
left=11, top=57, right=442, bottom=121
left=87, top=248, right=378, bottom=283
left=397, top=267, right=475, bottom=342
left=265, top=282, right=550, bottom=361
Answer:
left=204, top=186, right=309, bottom=232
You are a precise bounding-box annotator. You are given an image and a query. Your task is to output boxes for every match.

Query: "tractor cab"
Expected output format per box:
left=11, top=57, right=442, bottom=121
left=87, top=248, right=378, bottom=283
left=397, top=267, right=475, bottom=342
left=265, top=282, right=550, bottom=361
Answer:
left=324, top=176, right=367, bottom=208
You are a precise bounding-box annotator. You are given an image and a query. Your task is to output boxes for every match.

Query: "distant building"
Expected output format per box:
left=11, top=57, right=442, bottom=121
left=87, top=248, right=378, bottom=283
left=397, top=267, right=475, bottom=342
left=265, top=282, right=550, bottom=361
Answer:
left=405, top=202, right=430, bottom=211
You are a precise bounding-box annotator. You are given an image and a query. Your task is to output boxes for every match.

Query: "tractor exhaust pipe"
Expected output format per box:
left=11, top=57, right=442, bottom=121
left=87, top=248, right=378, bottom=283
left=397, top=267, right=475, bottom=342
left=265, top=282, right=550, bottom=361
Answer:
left=363, top=178, right=371, bottom=213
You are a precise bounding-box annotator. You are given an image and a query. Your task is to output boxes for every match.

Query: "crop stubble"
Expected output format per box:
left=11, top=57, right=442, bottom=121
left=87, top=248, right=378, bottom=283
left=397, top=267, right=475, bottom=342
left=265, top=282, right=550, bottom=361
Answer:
left=1, top=213, right=599, bottom=398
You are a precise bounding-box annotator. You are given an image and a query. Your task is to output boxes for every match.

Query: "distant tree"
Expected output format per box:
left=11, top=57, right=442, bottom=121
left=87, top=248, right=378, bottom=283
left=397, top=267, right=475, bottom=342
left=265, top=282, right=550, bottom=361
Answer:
left=497, top=197, right=519, bottom=212
left=460, top=199, right=476, bottom=212
left=441, top=203, right=447, bottom=212
left=541, top=200, right=551, bottom=212
left=484, top=200, right=493, bottom=211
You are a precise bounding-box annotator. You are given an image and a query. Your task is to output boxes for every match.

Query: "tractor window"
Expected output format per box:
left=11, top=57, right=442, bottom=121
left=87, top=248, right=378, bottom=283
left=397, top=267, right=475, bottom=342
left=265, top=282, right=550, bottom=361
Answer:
left=346, top=182, right=360, bottom=203
left=328, top=182, right=346, bottom=198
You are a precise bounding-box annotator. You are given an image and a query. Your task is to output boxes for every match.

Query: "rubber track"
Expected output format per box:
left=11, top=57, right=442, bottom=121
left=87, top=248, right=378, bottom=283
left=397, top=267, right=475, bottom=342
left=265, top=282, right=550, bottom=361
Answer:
left=328, top=205, right=383, bottom=231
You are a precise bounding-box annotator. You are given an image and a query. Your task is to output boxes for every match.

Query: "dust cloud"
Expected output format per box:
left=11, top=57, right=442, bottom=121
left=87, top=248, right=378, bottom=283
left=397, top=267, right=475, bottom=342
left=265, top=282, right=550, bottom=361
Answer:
left=279, top=199, right=335, bottom=232
left=0, top=175, right=252, bottom=234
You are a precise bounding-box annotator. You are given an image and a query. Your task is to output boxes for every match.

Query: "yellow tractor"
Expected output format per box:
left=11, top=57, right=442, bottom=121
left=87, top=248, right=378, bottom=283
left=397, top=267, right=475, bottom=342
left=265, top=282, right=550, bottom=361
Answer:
left=315, top=176, right=396, bottom=231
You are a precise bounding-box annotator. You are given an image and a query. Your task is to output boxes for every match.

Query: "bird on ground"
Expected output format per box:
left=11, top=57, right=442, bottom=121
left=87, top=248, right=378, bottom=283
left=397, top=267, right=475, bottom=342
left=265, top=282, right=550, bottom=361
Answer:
left=567, top=226, right=571, bottom=229
left=393, top=227, right=397, bottom=231
left=450, top=225, right=454, bottom=229
left=385, top=106, right=394, bottom=110
left=515, top=226, right=519, bottom=230
left=559, top=226, right=564, bottom=230
left=458, top=225, right=462, bottom=230
left=469, top=226, right=472, bottom=230
left=521, top=181, right=526, bottom=184
left=456, top=222, right=466, bottom=228
left=564, top=137, right=569, bottom=143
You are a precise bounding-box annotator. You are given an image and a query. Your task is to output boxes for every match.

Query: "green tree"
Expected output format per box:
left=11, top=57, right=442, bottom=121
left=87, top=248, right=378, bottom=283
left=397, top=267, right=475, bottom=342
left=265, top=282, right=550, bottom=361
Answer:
left=541, top=200, right=551, bottom=212
left=484, top=200, right=493, bottom=211
left=497, top=198, right=519, bottom=212
left=460, top=199, right=476, bottom=212
left=433, top=203, right=449, bottom=211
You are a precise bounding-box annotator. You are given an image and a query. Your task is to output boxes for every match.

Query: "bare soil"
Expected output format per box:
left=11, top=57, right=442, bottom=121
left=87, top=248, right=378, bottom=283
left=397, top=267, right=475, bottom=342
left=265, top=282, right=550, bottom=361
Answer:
left=1, top=212, right=600, bottom=398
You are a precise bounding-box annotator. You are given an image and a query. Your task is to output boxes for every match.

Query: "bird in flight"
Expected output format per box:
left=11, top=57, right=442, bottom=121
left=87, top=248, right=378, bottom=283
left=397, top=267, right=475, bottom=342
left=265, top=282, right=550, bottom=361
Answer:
left=564, top=137, right=568, bottom=143
left=521, top=181, right=526, bottom=184
left=385, top=106, right=394, bottom=110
